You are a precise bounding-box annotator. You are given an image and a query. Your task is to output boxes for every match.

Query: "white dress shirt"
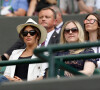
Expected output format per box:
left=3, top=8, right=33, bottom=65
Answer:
left=56, top=22, right=63, bottom=34
left=92, top=47, right=100, bottom=68
left=38, top=29, right=55, bottom=47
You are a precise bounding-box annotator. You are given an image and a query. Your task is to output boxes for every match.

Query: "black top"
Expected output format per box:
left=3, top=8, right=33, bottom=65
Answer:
left=27, top=0, right=52, bottom=12
left=56, top=48, right=97, bottom=70
left=14, top=56, right=32, bottom=80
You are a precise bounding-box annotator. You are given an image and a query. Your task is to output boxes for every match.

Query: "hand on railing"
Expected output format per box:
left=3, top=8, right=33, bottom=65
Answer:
left=64, top=71, right=74, bottom=77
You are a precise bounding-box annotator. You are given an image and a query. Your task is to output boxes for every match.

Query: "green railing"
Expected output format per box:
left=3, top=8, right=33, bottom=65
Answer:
left=0, top=41, right=100, bottom=78
left=34, top=41, right=100, bottom=77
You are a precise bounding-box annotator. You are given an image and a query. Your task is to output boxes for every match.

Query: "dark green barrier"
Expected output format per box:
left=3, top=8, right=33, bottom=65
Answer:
left=0, top=41, right=100, bottom=77
left=34, top=41, right=100, bottom=77
left=34, top=41, right=100, bottom=60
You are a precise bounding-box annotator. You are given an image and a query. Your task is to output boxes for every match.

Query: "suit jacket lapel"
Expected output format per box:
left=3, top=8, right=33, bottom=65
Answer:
left=48, top=30, right=60, bottom=45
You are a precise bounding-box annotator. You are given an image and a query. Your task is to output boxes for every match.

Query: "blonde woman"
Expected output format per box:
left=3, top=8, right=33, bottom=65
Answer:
left=56, top=20, right=97, bottom=77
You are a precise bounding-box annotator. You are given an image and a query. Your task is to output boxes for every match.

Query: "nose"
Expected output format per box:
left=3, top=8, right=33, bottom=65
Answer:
left=85, top=20, right=90, bottom=24
left=69, top=30, right=72, bottom=34
left=27, top=32, right=31, bottom=36
left=42, top=16, right=46, bottom=21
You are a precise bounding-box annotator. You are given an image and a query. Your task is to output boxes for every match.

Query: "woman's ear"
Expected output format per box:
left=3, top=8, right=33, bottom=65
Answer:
left=98, top=27, right=100, bottom=29
left=35, top=36, right=40, bottom=44
left=37, top=36, right=39, bottom=40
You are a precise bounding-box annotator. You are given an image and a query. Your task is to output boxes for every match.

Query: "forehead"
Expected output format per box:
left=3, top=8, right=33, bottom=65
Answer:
left=24, top=26, right=33, bottom=30
left=39, top=9, right=54, bottom=16
left=87, top=15, right=97, bottom=20
left=65, top=22, right=76, bottom=28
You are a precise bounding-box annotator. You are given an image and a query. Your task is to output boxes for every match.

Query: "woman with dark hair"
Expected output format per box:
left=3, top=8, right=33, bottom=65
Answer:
left=84, top=13, right=100, bottom=41
left=0, top=18, right=47, bottom=83
left=84, top=13, right=100, bottom=68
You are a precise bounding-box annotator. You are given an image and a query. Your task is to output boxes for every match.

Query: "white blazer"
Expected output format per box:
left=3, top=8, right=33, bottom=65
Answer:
left=4, top=49, right=48, bottom=81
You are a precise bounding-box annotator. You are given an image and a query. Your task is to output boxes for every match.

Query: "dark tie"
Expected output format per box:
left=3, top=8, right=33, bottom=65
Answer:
left=41, top=41, right=45, bottom=47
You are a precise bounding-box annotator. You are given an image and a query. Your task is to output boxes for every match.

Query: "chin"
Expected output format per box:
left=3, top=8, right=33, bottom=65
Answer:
left=86, top=28, right=92, bottom=31
left=26, top=42, right=32, bottom=45
left=68, top=40, right=77, bottom=43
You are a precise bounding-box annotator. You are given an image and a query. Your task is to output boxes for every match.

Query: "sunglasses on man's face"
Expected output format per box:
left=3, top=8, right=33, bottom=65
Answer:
left=22, top=30, right=37, bottom=37
left=64, top=27, right=78, bottom=34
left=84, top=19, right=97, bottom=24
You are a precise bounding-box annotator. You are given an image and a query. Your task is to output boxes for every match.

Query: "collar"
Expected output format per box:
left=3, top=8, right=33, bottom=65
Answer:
left=56, top=22, right=63, bottom=29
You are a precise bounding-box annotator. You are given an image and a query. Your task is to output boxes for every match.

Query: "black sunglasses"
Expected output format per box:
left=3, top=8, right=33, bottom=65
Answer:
left=21, top=30, right=37, bottom=37
left=64, top=27, right=78, bottom=33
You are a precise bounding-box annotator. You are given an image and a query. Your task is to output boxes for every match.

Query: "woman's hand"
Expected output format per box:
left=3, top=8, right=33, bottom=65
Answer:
left=14, top=76, right=23, bottom=82
left=64, top=71, right=73, bottom=77
left=5, top=75, right=22, bottom=82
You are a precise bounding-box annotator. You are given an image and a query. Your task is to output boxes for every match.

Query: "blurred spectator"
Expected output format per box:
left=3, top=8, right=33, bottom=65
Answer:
left=27, top=0, right=37, bottom=16
left=59, top=0, right=79, bottom=15
left=27, top=0, right=57, bottom=16
left=0, top=0, right=28, bottom=16
left=95, top=0, right=100, bottom=12
left=59, top=0, right=96, bottom=15
left=77, top=0, right=95, bottom=14
left=49, top=5, right=63, bottom=34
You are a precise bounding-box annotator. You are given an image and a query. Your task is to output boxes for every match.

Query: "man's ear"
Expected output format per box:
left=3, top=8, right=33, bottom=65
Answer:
left=54, top=19, right=57, bottom=26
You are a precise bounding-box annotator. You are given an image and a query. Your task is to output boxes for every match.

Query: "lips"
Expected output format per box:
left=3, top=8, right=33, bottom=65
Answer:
left=85, top=24, right=92, bottom=30
left=68, top=36, right=74, bottom=38
left=26, top=38, right=32, bottom=41
left=85, top=24, right=91, bottom=27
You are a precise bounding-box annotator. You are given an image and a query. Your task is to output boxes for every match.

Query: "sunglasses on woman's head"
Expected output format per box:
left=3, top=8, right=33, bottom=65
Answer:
left=21, top=30, right=37, bottom=37
left=84, top=19, right=97, bottom=24
left=64, top=27, right=78, bottom=34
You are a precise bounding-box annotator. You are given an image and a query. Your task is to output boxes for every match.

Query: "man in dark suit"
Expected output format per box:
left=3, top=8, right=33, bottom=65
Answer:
left=1, top=7, right=62, bottom=60
left=38, top=7, right=60, bottom=47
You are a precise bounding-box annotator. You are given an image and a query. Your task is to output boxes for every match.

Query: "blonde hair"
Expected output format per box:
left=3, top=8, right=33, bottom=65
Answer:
left=60, top=20, right=85, bottom=54
left=60, top=20, right=85, bottom=44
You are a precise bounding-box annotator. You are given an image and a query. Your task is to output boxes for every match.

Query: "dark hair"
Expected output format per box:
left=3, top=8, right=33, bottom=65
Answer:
left=84, top=13, right=100, bottom=40
left=19, top=25, right=41, bottom=42
left=39, top=7, right=57, bottom=19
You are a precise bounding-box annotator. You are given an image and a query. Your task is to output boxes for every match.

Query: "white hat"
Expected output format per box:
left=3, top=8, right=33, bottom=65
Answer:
left=17, top=18, right=47, bottom=44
